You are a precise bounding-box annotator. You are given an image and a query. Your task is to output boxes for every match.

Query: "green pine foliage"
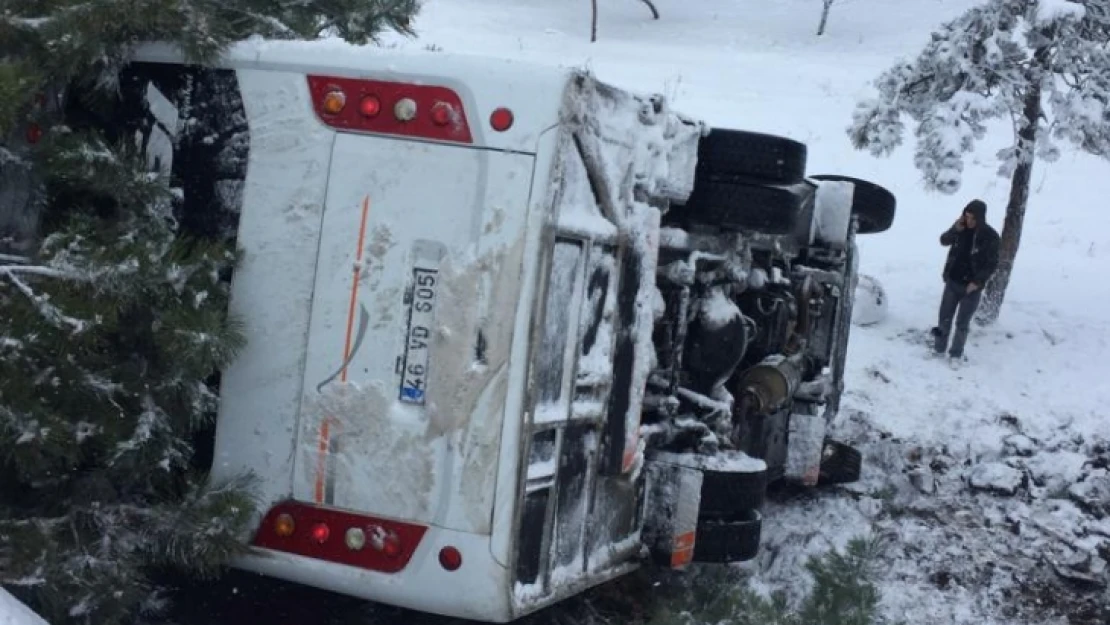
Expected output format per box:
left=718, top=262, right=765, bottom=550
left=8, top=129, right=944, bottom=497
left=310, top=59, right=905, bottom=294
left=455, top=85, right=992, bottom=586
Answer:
left=645, top=536, right=889, bottom=625
left=0, top=1, right=420, bottom=624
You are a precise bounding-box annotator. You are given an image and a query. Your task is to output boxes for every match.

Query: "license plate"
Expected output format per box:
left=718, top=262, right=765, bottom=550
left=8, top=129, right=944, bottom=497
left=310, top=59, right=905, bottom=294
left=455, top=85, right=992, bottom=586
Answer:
left=399, top=266, right=439, bottom=404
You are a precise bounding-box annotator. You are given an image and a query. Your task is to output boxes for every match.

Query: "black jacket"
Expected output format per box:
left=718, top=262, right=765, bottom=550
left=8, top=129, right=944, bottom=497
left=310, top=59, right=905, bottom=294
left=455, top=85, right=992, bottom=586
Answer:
left=940, top=222, right=1000, bottom=285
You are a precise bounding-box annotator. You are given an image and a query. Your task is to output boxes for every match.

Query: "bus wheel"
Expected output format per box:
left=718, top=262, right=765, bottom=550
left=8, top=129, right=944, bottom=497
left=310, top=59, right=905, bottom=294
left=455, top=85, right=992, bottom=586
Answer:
left=679, top=177, right=813, bottom=235
left=691, top=509, right=762, bottom=564
left=809, top=174, right=897, bottom=234
left=699, top=466, right=768, bottom=515
left=697, top=128, right=807, bottom=184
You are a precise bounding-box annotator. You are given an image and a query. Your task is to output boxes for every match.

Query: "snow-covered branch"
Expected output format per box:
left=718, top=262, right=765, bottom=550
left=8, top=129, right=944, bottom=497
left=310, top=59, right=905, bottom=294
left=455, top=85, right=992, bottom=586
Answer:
left=0, top=267, right=87, bottom=332
left=0, top=264, right=79, bottom=280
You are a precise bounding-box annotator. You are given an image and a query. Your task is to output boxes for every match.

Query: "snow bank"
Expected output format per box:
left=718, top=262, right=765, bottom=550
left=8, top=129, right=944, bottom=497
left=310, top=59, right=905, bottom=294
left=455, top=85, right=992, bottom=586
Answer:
left=0, top=590, right=48, bottom=625
left=1035, top=0, right=1086, bottom=25
left=852, top=274, right=888, bottom=327
left=968, top=462, right=1024, bottom=495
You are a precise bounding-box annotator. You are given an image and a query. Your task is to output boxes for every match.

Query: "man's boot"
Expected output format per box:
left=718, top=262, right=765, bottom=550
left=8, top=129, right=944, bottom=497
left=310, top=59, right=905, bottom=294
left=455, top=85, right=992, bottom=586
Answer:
left=931, top=327, right=947, bottom=355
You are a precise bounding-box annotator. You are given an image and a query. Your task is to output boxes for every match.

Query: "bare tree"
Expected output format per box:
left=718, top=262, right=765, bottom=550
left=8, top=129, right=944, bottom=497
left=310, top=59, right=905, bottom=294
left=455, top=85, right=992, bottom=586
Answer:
left=591, top=0, right=660, bottom=42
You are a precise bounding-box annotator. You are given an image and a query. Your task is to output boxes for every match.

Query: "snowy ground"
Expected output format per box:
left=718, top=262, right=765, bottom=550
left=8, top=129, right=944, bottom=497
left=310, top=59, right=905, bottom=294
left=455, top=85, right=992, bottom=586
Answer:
left=369, top=0, right=1110, bottom=623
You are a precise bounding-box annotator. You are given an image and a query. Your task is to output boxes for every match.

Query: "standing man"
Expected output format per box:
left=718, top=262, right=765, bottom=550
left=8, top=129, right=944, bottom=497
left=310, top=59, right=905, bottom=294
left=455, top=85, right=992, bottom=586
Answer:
left=932, top=199, right=1000, bottom=361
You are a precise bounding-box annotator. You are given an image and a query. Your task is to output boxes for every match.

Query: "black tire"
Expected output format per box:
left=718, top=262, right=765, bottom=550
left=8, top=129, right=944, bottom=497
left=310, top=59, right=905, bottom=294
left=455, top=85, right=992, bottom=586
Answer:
left=818, top=440, right=863, bottom=485
left=809, top=175, right=896, bottom=234
left=699, top=466, right=768, bottom=515
left=698, top=128, right=807, bottom=184
left=681, top=178, right=813, bottom=235
left=692, top=509, right=762, bottom=564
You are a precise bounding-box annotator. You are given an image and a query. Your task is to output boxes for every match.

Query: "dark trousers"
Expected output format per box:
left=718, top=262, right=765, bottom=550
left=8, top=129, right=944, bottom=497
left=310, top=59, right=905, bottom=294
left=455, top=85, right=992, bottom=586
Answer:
left=934, top=279, right=982, bottom=357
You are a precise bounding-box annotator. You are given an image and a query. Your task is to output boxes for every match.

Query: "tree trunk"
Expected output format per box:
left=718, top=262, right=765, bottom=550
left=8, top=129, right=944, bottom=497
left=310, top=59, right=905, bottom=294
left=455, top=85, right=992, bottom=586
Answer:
left=817, top=0, right=834, bottom=36
left=592, top=0, right=659, bottom=42
left=976, top=79, right=1042, bottom=325
left=591, top=0, right=598, bottom=42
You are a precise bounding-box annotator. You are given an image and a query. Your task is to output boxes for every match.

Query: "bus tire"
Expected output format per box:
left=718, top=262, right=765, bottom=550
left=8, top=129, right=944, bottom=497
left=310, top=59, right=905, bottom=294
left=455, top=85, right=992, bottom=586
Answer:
left=680, top=178, right=811, bottom=235
left=698, top=128, right=807, bottom=184
left=692, top=509, right=762, bottom=564
left=809, top=174, right=896, bottom=234
left=699, top=467, right=767, bottom=515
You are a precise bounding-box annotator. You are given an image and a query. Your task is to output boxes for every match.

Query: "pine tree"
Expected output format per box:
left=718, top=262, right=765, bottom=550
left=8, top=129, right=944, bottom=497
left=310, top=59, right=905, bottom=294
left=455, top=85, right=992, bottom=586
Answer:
left=0, top=1, right=420, bottom=624
left=848, top=0, right=1110, bottom=323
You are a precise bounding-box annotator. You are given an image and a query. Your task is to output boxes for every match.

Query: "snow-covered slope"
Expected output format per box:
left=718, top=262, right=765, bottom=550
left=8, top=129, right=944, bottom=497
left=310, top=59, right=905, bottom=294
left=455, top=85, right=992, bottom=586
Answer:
left=379, top=1, right=1110, bottom=623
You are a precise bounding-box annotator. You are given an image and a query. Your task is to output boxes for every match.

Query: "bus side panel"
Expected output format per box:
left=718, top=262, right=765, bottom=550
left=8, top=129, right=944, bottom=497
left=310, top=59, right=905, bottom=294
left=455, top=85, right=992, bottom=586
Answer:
left=210, top=68, right=334, bottom=510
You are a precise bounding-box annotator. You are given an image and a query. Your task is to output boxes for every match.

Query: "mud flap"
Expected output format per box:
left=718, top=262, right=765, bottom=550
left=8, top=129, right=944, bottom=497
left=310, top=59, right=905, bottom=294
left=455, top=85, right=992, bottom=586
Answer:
left=785, top=411, right=826, bottom=486
left=642, top=459, right=703, bottom=570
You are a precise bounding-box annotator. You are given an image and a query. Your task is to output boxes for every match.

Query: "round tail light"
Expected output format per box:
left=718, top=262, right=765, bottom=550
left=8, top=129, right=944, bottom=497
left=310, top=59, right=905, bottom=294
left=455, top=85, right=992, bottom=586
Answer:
left=274, top=513, right=295, bottom=537
left=490, top=107, right=514, bottom=132
left=345, top=527, right=366, bottom=551
left=310, top=522, right=330, bottom=544
left=438, top=546, right=462, bottom=571
left=359, top=95, right=382, bottom=118
left=321, top=89, right=346, bottom=115
left=382, top=533, right=402, bottom=558
left=430, top=102, right=454, bottom=126
left=394, top=97, right=418, bottom=122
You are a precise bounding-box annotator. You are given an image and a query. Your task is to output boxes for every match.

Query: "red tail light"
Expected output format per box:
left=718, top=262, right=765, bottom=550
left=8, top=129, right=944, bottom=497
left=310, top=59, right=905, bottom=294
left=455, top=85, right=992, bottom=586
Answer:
left=308, top=76, right=472, bottom=144
left=490, top=107, right=514, bottom=132
left=310, top=522, right=330, bottom=544
left=438, top=546, right=462, bottom=571
left=358, top=95, right=381, bottom=118
left=430, top=102, right=454, bottom=127
left=253, top=501, right=427, bottom=574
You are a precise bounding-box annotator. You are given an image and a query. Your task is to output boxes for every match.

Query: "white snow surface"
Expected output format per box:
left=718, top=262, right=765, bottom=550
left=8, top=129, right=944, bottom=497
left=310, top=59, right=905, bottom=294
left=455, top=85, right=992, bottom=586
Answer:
left=0, top=590, right=48, bottom=625
left=271, top=0, right=1110, bottom=622
left=1035, top=0, right=1086, bottom=25
left=852, top=274, right=889, bottom=327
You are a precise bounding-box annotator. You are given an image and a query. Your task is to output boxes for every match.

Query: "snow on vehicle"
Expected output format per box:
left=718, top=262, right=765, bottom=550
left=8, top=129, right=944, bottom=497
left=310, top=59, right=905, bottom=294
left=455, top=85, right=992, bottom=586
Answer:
left=75, top=40, right=896, bottom=622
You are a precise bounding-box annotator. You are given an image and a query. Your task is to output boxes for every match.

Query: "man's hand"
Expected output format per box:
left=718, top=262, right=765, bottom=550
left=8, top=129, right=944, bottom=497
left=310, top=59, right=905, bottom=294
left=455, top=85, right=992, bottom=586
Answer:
left=966, top=282, right=979, bottom=294
left=954, top=216, right=966, bottom=231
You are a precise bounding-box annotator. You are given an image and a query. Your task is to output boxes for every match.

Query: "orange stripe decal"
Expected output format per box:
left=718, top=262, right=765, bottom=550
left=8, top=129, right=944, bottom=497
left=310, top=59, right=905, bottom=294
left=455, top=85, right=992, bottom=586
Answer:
left=314, top=195, right=372, bottom=504
left=341, top=195, right=372, bottom=384
left=313, top=418, right=331, bottom=503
